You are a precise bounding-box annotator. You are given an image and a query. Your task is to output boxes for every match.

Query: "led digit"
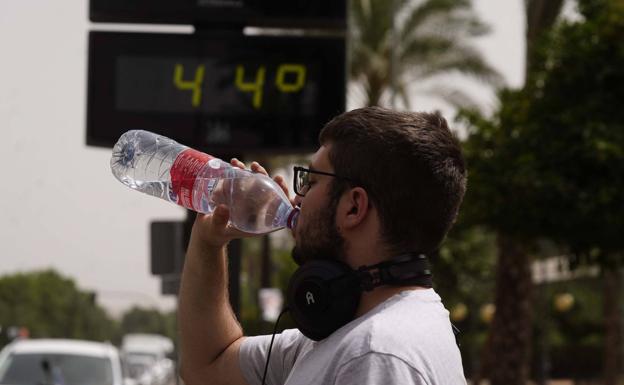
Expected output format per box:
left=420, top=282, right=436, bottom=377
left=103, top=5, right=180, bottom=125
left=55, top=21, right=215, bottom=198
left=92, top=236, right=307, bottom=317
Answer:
left=275, top=64, right=306, bottom=93
left=173, top=64, right=205, bottom=107
left=235, top=65, right=266, bottom=110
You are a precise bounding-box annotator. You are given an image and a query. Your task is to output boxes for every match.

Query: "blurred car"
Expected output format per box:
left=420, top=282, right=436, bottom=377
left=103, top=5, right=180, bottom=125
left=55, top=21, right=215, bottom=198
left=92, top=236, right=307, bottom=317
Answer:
left=0, top=338, right=135, bottom=385
left=121, top=334, right=174, bottom=385
left=124, top=353, right=158, bottom=385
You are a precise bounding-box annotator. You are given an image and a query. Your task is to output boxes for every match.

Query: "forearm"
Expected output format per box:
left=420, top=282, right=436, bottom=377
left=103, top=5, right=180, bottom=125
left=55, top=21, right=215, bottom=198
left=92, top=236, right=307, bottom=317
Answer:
left=178, top=234, right=243, bottom=379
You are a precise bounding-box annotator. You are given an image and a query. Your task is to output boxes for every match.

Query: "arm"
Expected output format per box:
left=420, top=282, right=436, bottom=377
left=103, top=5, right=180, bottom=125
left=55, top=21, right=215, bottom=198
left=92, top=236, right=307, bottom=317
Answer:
left=178, top=159, right=293, bottom=385
left=178, top=206, right=248, bottom=385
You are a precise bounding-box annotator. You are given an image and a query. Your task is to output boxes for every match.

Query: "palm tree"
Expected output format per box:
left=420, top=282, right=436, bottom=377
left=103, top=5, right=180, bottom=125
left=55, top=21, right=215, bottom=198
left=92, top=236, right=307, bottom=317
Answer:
left=479, top=2, right=566, bottom=385
left=471, top=2, right=566, bottom=385
left=349, top=0, right=502, bottom=109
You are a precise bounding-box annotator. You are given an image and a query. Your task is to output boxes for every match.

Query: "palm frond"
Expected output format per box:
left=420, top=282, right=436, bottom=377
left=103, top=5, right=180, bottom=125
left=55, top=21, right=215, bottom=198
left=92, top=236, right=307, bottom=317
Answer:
left=349, top=0, right=500, bottom=108
left=420, top=85, right=480, bottom=109
left=350, top=0, right=394, bottom=53
left=419, top=13, right=491, bottom=39
left=398, top=35, right=456, bottom=64
left=399, top=0, right=471, bottom=42
left=350, top=42, right=379, bottom=77
left=415, top=45, right=504, bottom=87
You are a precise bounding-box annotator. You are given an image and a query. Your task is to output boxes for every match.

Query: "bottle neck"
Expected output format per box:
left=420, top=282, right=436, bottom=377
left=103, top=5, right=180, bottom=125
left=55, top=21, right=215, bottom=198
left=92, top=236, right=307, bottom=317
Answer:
left=286, top=207, right=300, bottom=230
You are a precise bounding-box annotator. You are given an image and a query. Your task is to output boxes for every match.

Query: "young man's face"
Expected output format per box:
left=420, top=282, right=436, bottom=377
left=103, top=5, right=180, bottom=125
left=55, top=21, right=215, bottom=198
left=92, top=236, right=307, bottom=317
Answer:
left=291, top=144, right=345, bottom=265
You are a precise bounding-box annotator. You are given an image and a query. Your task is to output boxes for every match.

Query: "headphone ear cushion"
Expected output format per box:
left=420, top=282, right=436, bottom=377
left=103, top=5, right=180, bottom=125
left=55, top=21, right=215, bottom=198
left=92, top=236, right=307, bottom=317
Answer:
left=287, top=260, right=362, bottom=341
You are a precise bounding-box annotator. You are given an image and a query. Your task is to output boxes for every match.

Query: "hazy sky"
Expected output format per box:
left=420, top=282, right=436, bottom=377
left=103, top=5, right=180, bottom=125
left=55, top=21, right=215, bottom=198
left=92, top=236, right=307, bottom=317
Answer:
left=0, top=0, right=528, bottom=317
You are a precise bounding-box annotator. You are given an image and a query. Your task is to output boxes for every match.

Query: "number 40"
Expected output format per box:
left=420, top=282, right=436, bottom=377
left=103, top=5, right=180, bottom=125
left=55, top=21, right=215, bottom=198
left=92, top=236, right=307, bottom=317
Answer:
left=235, top=64, right=307, bottom=110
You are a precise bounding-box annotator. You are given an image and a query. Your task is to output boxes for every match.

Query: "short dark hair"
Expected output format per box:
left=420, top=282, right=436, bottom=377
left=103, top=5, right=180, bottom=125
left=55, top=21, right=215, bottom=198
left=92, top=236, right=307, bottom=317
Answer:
left=319, top=106, right=467, bottom=254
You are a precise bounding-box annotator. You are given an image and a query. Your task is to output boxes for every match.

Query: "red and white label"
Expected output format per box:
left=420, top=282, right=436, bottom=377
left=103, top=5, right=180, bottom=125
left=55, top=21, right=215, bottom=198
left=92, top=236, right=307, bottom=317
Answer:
left=170, top=149, right=213, bottom=211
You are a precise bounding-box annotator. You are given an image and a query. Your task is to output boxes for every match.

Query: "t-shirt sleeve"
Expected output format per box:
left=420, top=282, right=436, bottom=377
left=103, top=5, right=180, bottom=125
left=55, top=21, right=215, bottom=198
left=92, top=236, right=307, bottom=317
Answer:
left=239, top=329, right=308, bottom=385
left=333, top=352, right=429, bottom=385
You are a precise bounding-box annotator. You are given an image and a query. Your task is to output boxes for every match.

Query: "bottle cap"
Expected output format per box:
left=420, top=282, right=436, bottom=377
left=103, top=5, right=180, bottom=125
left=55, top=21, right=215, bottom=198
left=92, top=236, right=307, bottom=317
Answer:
left=287, top=207, right=300, bottom=230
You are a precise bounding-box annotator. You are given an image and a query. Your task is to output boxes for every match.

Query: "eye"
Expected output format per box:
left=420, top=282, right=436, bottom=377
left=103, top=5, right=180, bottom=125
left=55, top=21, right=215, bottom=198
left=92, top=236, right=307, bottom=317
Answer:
left=300, top=174, right=309, bottom=188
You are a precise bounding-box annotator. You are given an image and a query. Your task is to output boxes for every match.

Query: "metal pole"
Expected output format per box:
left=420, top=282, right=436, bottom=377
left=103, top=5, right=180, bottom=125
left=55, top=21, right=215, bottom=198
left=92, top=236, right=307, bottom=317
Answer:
left=620, top=266, right=624, bottom=379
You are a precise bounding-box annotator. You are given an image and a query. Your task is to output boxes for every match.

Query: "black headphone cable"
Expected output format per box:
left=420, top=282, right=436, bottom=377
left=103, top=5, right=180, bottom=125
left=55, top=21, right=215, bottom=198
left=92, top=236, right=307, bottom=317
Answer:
left=261, top=307, right=290, bottom=385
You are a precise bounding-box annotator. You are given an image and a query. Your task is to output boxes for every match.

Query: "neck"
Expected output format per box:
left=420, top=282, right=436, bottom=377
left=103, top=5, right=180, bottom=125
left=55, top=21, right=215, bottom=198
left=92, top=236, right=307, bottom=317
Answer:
left=355, top=285, right=428, bottom=317
left=339, top=207, right=429, bottom=317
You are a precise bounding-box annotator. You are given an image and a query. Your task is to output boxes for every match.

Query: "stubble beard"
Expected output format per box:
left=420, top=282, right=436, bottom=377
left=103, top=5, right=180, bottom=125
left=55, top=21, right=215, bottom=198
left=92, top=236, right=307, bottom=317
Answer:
left=291, top=198, right=345, bottom=266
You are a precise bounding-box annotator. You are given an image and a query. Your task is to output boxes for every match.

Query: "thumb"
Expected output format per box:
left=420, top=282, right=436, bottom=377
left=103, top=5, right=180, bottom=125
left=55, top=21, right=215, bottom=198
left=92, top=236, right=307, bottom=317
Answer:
left=212, top=204, right=230, bottom=229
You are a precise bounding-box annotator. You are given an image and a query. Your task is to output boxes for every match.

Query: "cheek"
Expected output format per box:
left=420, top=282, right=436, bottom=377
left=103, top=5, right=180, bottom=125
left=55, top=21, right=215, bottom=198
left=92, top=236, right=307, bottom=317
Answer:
left=294, top=183, right=329, bottom=235
left=300, top=182, right=326, bottom=209
left=294, top=204, right=316, bottom=241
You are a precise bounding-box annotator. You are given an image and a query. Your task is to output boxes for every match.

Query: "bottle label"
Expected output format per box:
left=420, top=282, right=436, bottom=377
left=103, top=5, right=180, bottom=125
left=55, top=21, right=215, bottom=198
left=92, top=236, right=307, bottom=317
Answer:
left=170, top=149, right=213, bottom=210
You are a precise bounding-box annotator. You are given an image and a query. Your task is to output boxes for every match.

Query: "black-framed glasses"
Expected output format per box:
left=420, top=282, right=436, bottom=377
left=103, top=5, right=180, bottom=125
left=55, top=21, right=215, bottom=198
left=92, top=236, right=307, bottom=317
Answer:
left=293, top=166, right=353, bottom=197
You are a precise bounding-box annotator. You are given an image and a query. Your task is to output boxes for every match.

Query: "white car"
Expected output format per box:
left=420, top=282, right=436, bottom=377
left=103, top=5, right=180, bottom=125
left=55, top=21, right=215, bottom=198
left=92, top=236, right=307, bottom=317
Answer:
left=0, top=339, right=133, bottom=385
left=121, top=334, right=174, bottom=385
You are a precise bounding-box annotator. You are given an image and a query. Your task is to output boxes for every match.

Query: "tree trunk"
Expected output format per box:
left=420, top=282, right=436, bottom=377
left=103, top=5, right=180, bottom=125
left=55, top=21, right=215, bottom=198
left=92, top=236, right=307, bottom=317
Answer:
left=481, top=233, right=534, bottom=385
left=473, top=328, right=493, bottom=385
left=524, top=0, right=565, bottom=81
left=366, top=72, right=385, bottom=107
left=603, top=268, right=621, bottom=385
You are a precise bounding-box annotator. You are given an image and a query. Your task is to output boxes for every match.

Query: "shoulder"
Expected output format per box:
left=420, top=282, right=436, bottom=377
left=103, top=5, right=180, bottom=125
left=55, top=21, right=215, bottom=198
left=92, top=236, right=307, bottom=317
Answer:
left=334, top=352, right=428, bottom=385
left=329, top=289, right=465, bottom=383
left=342, top=289, right=454, bottom=350
left=240, top=328, right=314, bottom=385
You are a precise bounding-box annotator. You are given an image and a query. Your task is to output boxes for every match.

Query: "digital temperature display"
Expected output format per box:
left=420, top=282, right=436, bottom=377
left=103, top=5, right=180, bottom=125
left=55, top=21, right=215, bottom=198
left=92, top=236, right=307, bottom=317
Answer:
left=86, top=31, right=345, bottom=153
left=115, top=58, right=317, bottom=115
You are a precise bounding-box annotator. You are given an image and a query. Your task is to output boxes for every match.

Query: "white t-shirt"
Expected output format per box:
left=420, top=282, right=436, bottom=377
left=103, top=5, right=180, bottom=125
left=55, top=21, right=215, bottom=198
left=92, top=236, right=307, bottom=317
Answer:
left=239, top=289, right=467, bottom=385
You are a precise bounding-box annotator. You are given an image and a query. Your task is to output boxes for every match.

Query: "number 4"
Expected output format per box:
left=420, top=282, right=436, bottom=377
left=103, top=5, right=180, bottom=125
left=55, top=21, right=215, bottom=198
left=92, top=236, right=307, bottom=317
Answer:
left=173, top=64, right=205, bottom=107
left=235, top=65, right=266, bottom=110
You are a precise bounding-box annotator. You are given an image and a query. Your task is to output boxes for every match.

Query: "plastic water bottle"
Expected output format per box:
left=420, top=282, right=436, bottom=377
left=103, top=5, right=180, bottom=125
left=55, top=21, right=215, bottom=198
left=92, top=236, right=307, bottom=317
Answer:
left=110, top=130, right=298, bottom=234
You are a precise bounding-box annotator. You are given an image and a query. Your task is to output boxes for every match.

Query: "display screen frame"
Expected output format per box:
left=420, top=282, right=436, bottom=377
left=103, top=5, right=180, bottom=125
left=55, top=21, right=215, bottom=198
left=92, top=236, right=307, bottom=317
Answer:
left=86, top=31, right=346, bottom=154
left=89, top=0, right=347, bottom=29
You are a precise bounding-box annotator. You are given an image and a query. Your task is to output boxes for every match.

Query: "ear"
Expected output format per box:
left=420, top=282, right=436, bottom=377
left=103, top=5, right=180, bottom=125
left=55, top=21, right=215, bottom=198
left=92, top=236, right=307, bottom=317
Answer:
left=337, top=187, right=370, bottom=230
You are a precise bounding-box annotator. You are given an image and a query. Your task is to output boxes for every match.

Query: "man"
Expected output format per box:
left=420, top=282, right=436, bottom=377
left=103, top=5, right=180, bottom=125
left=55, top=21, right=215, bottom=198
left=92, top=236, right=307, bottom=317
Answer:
left=178, top=106, right=467, bottom=385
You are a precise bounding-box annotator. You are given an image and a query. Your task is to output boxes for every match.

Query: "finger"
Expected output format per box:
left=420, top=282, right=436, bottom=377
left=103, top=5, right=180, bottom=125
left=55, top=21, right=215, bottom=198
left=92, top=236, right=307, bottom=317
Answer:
left=212, top=204, right=230, bottom=229
left=273, top=175, right=291, bottom=198
left=275, top=175, right=297, bottom=206
left=250, top=161, right=268, bottom=176
left=213, top=205, right=251, bottom=238
left=194, top=212, right=209, bottom=226
left=224, top=226, right=253, bottom=239
left=230, top=158, right=246, bottom=170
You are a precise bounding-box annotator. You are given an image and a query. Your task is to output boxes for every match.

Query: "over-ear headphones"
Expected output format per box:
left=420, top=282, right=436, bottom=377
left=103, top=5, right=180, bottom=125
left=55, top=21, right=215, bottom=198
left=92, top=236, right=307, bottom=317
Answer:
left=286, top=253, right=432, bottom=341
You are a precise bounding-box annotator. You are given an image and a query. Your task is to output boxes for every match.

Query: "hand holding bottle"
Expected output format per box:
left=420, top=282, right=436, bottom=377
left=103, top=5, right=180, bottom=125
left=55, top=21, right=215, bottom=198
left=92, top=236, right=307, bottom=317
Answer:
left=190, top=158, right=294, bottom=249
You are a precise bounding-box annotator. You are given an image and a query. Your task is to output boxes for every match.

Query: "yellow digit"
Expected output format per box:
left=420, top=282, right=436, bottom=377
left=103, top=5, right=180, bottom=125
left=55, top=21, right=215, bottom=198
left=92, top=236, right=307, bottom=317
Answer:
left=173, top=64, right=205, bottom=107
left=276, top=64, right=306, bottom=93
left=235, top=65, right=266, bottom=109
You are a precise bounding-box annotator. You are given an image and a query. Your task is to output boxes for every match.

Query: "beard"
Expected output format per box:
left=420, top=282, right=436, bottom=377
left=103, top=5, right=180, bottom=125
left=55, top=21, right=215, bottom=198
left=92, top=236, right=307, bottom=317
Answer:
left=291, top=197, right=345, bottom=266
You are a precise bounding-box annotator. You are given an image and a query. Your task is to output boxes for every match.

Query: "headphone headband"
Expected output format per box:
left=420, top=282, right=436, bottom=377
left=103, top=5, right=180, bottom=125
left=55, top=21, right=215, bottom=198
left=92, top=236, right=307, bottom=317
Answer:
left=356, top=253, right=432, bottom=291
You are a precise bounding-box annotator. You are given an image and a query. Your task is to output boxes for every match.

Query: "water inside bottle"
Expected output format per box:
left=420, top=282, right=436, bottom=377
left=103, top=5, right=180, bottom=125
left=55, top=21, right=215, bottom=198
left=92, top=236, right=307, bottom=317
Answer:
left=192, top=172, right=292, bottom=233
